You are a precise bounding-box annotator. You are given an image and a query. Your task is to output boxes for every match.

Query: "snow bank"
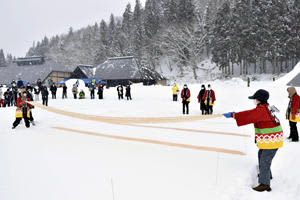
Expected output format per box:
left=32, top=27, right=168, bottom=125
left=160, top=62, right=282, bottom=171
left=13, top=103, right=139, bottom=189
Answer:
left=275, top=62, right=300, bottom=86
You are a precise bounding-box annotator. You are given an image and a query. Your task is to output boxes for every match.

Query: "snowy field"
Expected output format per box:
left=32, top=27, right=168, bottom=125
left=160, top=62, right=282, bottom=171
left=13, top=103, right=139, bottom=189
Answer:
left=0, top=64, right=299, bottom=200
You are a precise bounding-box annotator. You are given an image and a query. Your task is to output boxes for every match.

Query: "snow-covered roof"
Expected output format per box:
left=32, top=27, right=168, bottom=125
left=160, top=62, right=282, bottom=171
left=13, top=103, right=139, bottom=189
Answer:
left=76, top=65, right=95, bottom=78
left=95, top=57, right=164, bottom=80
left=0, top=58, right=74, bottom=84
left=276, top=62, right=300, bottom=86
left=287, top=72, right=300, bottom=87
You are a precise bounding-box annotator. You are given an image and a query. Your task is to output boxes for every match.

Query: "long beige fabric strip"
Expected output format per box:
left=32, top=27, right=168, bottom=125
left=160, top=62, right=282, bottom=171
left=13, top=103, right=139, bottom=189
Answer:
left=53, top=126, right=246, bottom=156
left=28, top=102, right=224, bottom=124
left=126, top=124, right=251, bottom=138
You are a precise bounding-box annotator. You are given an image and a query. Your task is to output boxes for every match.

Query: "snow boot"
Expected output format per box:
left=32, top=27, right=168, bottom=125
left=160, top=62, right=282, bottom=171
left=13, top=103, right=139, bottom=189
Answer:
left=252, top=184, right=271, bottom=192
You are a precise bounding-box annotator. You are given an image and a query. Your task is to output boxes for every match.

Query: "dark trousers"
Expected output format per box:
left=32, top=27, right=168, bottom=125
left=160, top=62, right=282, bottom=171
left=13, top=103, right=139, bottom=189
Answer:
left=62, top=92, right=67, bottom=99
left=126, top=94, right=132, bottom=100
left=182, top=101, right=189, bottom=114
left=13, top=117, right=30, bottom=128
left=42, top=96, right=48, bottom=106
left=206, top=105, right=213, bottom=115
left=118, top=94, right=123, bottom=100
left=98, top=92, right=103, bottom=99
left=73, top=94, right=77, bottom=99
left=5, top=99, right=11, bottom=107
left=289, top=121, right=299, bottom=141
left=29, top=111, right=34, bottom=122
left=258, top=149, right=278, bottom=186
left=51, top=92, right=56, bottom=99
left=173, top=94, right=177, bottom=101
left=90, top=91, right=95, bottom=99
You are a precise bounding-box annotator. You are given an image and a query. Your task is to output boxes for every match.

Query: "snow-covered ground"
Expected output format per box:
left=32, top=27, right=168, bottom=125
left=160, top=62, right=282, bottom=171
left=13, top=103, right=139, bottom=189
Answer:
left=0, top=63, right=299, bottom=200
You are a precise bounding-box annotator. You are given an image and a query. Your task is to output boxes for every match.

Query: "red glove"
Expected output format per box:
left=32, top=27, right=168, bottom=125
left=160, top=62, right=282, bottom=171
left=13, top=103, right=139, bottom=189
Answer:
left=292, top=114, right=296, bottom=120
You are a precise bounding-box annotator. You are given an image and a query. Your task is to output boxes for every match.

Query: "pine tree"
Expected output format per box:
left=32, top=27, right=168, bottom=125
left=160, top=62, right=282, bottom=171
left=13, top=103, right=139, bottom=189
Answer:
left=211, top=1, right=232, bottom=73
left=122, top=3, right=133, bottom=35
left=144, top=0, right=162, bottom=40
left=177, top=0, right=195, bottom=26
left=0, top=49, right=6, bottom=67
left=163, top=0, right=177, bottom=25
left=132, top=0, right=144, bottom=58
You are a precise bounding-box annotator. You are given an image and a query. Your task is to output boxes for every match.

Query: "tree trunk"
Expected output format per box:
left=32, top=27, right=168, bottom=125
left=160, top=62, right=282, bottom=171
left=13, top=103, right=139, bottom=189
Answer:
left=285, top=60, right=289, bottom=72
left=254, top=60, right=257, bottom=74
left=272, top=59, right=276, bottom=75
left=240, top=61, right=242, bottom=75
left=231, top=62, right=234, bottom=75
left=192, top=63, right=197, bottom=80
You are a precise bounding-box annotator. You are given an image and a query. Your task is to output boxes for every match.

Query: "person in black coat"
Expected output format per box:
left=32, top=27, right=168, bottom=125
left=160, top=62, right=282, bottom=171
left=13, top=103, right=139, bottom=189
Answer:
left=11, top=85, right=18, bottom=106
left=37, top=79, right=42, bottom=89
left=97, top=85, right=104, bottom=99
left=197, top=85, right=206, bottom=115
left=17, top=78, right=24, bottom=88
left=4, top=88, right=12, bottom=107
left=62, top=84, right=67, bottom=99
left=50, top=83, right=57, bottom=99
left=125, top=85, right=132, bottom=100
left=40, top=83, right=49, bottom=106
left=117, top=85, right=124, bottom=100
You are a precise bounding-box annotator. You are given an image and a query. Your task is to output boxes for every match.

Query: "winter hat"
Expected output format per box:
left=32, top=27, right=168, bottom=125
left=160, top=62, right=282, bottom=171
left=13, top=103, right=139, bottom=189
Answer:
left=287, top=87, right=297, bottom=98
left=248, top=89, right=269, bottom=102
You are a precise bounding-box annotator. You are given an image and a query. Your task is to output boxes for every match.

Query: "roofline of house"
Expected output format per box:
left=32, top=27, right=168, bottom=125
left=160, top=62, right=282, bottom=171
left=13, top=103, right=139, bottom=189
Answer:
left=108, top=56, right=134, bottom=61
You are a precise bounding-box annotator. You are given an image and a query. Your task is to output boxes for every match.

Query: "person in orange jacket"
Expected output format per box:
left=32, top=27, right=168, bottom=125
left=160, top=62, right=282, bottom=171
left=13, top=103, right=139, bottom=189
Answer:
left=12, top=91, right=33, bottom=129
left=181, top=84, right=190, bottom=114
left=224, top=89, right=283, bottom=192
left=203, top=84, right=216, bottom=115
left=286, top=87, right=300, bottom=142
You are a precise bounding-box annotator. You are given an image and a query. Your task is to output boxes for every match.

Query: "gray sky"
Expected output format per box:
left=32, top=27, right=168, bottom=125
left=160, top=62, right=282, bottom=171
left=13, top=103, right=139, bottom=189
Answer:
left=0, top=0, right=144, bottom=57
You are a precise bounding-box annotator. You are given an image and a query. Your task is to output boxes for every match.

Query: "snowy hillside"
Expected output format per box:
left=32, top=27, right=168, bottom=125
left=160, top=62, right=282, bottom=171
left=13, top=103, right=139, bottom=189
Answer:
left=0, top=66, right=300, bottom=200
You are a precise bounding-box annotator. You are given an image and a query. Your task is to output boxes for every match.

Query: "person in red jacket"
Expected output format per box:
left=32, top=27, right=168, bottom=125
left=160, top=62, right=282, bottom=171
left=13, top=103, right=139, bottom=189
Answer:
left=12, top=91, right=33, bottom=129
left=202, top=84, right=216, bottom=115
left=224, top=89, right=283, bottom=192
left=181, top=84, right=190, bottom=114
left=286, top=87, right=300, bottom=142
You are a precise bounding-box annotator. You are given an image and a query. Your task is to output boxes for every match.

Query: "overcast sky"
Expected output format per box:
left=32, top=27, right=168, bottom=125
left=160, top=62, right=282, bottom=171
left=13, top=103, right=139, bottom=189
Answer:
left=0, top=0, right=145, bottom=57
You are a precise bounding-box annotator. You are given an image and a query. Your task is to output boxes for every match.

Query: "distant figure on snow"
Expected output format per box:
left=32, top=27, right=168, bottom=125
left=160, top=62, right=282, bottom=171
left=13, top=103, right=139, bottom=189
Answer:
left=197, top=84, right=206, bottom=115
left=17, top=78, right=24, bottom=88
left=286, top=87, right=299, bottom=142
left=89, top=83, right=95, bottom=99
left=117, top=85, right=123, bottom=100
left=50, top=83, right=57, bottom=99
left=98, top=85, right=104, bottom=99
left=203, top=84, right=216, bottom=115
left=41, top=83, right=49, bottom=106
left=172, top=83, right=179, bottom=101
left=125, top=85, right=132, bottom=100
left=4, top=88, right=12, bottom=107
left=72, top=84, right=78, bottom=99
left=79, top=90, right=85, bottom=99
left=181, top=84, right=190, bottom=115
left=62, top=84, right=68, bottom=99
